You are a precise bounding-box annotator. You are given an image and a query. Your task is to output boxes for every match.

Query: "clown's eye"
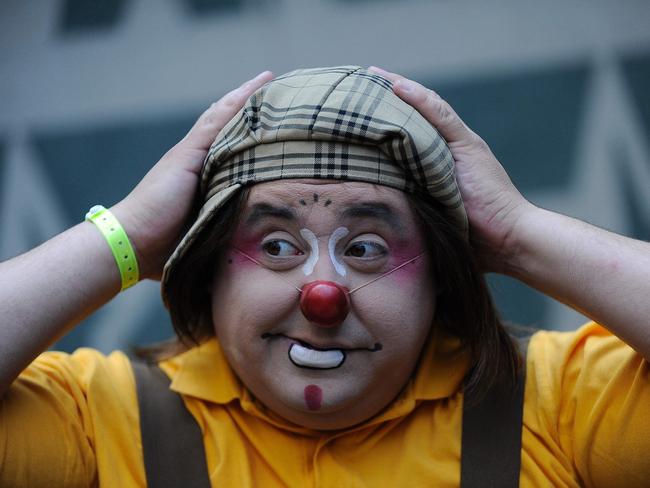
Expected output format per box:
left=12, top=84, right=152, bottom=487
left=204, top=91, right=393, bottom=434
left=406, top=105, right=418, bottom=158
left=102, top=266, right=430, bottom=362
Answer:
left=263, top=239, right=303, bottom=257
left=345, top=241, right=387, bottom=259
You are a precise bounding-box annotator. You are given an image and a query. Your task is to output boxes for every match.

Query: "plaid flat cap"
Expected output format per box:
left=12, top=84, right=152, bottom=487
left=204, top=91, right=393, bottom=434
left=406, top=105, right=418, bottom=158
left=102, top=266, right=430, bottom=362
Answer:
left=162, top=65, right=467, bottom=302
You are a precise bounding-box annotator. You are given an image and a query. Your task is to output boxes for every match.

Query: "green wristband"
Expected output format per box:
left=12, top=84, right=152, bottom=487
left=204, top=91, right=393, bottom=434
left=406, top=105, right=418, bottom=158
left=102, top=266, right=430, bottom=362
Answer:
left=85, top=205, right=139, bottom=290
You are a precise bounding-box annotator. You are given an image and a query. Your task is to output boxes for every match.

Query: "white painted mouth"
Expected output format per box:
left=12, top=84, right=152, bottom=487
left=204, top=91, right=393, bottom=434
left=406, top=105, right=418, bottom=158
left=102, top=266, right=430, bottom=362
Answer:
left=288, top=343, right=346, bottom=369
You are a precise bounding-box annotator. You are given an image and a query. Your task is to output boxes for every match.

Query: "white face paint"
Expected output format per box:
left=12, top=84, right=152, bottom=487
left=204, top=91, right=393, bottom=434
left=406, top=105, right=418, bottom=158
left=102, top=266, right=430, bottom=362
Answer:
left=328, top=226, right=349, bottom=277
left=299, top=228, right=319, bottom=276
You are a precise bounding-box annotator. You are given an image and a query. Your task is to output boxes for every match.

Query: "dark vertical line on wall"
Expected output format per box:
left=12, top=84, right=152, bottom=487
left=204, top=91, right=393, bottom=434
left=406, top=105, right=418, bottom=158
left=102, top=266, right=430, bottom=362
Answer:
left=621, top=51, right=650, bottom=150
left=0, top=140, right=5, bottom=200
left=614, top=141, right=650, bottom=241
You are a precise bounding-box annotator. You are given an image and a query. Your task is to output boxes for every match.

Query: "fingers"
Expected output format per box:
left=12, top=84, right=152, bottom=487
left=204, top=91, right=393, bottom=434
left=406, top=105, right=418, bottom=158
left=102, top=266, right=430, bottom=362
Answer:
left=368, top=66, right=403, bottom=83
left=368, top=66, right=473, bottom=146
left=183, top=70, right=274, bottom=151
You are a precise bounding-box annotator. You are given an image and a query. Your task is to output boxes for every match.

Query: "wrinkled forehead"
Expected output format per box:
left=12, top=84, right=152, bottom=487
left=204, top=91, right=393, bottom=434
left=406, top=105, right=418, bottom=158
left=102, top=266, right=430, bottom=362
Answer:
left=245, top=179, right=413, bottom=212
left=240, top=179, right=417, bottom=232
left=247, top=179, right=408, bottom=203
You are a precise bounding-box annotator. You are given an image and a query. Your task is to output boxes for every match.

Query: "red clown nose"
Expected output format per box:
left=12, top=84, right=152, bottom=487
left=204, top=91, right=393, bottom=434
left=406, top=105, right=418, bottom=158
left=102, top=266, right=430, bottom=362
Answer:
left=300, top=281, right=350, bottom=327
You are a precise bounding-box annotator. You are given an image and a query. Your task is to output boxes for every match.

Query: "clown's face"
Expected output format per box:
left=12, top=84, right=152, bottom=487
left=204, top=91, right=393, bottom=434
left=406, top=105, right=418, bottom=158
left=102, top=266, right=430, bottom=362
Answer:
left=210, top=180, right=436, bottom=429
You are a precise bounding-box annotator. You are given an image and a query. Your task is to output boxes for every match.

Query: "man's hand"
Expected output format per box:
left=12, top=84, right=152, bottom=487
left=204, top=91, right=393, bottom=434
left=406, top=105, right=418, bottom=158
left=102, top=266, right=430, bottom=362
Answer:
left=369, top=66, right=650, bottom=359
left=114, top=70, right=274, bottom=280
left=0, top=71, right=274, bottom=395
left=369, top=66, right=535, bottom=273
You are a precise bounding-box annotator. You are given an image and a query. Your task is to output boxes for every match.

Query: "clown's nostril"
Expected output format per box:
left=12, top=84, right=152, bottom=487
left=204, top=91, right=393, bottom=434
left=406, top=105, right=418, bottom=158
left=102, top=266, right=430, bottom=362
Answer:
left=300, top=280, right=350, bottom=328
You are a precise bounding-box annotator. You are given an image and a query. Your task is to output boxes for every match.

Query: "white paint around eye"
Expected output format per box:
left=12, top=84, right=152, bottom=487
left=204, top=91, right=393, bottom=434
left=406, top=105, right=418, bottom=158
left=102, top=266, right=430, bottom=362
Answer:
left=300, top=228, right=319, bottom=276
left=329, top=227, right=349, bottom=277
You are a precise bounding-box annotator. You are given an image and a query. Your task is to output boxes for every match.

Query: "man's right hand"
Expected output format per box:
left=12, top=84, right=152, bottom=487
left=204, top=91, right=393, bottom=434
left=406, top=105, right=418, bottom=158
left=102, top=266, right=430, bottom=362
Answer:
left=113, top=70, right=274, bottom=281
left=0, top=71, right=273, bottom=395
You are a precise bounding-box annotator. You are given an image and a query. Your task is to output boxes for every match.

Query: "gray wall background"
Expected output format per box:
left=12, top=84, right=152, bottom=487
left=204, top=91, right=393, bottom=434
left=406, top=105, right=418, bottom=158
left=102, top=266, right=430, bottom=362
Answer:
left=2, top=0, right=650, bottom=353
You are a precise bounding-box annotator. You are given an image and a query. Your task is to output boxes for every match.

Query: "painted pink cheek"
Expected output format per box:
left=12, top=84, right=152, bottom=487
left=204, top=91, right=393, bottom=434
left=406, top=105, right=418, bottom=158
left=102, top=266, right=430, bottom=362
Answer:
left=229, top=233, right=264, bottom=266
left=304, top=384, right=323, bottom=410
left=229, top=251, right=257, bottom=267
left=390, top=258, right=426, bottom=282
left=387, top=246, right=428, bottom=283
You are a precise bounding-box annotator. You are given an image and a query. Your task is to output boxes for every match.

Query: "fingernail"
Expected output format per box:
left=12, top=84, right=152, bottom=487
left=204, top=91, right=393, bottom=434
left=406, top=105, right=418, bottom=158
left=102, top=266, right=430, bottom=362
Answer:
left=394, top=79, right=415, bottom=93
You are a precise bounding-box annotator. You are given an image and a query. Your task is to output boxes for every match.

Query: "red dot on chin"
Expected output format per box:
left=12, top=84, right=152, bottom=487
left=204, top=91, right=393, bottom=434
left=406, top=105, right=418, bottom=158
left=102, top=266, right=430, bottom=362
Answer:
left=304, top=384, right=323, bottom=410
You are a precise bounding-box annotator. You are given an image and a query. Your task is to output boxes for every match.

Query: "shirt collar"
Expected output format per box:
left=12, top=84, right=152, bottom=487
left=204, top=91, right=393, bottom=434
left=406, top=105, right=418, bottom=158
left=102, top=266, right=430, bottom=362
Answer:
left=161, top=326, right=470, bottom=422
left=162, top=339, right=243, bottom=404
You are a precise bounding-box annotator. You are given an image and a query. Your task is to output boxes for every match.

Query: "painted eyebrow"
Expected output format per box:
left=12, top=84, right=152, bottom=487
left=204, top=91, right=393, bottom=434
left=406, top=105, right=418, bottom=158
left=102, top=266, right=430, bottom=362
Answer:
left=340, top=202, right=403, bottom=231
left=244, top=203, right=298, bottom=226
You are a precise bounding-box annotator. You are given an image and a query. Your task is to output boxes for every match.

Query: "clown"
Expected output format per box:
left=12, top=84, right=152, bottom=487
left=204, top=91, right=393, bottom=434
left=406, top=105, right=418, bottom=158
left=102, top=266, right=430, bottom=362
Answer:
left=1, top=67, right=649, bottom=487
left=161, top=67, right=509, bottom=433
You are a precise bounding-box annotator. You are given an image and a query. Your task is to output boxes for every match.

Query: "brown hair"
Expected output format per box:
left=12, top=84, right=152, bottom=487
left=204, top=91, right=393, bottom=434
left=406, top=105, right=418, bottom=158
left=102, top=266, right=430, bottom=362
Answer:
left=155, top=184, right=519, bottom=398
left=161, top=187, right=252, bottom=353
left=408, top=190, right=519, bottom=398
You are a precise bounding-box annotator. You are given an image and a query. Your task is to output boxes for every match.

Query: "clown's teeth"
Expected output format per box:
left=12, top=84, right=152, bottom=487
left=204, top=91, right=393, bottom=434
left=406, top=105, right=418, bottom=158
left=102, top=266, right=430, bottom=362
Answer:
left=289, top=343, right=345, bottom=369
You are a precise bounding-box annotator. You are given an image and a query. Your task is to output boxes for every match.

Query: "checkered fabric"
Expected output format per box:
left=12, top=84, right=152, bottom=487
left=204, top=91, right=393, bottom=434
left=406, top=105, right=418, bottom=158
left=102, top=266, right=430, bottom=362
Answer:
left=162, top=66, right=467, bottom=301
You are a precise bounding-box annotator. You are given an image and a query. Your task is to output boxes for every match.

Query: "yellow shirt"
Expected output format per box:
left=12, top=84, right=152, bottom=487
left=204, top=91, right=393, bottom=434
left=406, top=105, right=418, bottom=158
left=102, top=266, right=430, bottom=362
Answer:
left=1, top=322, right=649, bottom=487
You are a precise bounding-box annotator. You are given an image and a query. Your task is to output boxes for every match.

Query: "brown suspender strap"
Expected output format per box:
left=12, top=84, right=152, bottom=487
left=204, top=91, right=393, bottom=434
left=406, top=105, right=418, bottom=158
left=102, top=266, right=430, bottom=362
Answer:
left=131, top=360, right=211, bottom=488
left=460, top=326, right=536, bottom=488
